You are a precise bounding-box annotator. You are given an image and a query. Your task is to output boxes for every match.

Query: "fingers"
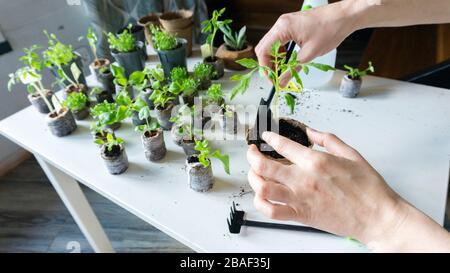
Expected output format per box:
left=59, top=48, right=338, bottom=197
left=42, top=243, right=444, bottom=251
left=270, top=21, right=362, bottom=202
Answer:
left=248, top=169, right=291, bottom=203
left=297, top=43, right=319, bottom=64
left=247, top=144, right=293, bottom=182
left=255, top=14, right=293, bottom=68
left=279, top=65, right=302, bottom=88
left=253, top=195, right=296, bottom=221
left=306, top=127, right=363, bottom=161
left=261, top=131, right=316, bottom=166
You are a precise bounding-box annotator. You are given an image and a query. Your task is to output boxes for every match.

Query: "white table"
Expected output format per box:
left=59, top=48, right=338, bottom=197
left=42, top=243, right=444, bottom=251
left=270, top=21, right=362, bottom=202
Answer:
left=1, top=53, right=449, bottom=253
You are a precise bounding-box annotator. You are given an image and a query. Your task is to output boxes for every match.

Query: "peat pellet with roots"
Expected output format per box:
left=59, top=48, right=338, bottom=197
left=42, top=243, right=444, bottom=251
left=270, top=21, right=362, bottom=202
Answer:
left=186, top=155, right=214, bottom=192
left=155, top=103, right=175, bottom=130
left=141, top=129, right=167, bottom=162
left=100, top=144, right=129, bottom=175
left=28, top=91, right=54, bottom=114
left=46, top=108, right=77, bottom=137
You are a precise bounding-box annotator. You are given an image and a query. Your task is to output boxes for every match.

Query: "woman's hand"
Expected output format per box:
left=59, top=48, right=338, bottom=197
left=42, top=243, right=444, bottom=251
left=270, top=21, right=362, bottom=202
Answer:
left=247, top=128, right=450, bottom=252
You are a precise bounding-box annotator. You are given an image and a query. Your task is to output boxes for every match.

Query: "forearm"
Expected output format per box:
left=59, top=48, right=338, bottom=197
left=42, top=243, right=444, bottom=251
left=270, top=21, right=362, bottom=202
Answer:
left=341, top=0, right=450, bottom=30
left=364, top=200, right=450, bottom=252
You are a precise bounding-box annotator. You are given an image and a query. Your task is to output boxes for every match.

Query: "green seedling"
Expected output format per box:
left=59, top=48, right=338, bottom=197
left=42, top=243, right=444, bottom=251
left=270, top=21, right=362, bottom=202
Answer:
left=135, top=106, right=160, bottom=134
left=150, top=25, right=178, bottom=51
left=344, top=62, right=375, bottom=79
left=220, top=25, right=247, bottom=51
left=193, top=63, right=216, bottom=82
left=95, top=133, right=124, bottom=151
left=63, top=91, right=88, bottom=111
left=201, top=8, right=232, bottom=59
left=107, top=24, right=136, bottom=53
left=194, top=139, right=230, bottom=175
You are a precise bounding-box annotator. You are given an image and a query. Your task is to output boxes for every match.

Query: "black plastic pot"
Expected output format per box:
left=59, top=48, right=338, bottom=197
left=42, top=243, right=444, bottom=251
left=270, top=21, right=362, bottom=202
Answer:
left=106, top=122, right=121, bottom=131
left=96, top=67, right=115, bottom=95
left=186, top=155, right=214, bottom=192
left=111, top=41, right=146, bottom=78
left=156, top=38, right=187, bottom=78
left=203, top=56, right=224, bottom=80
left=94, top=89, right=114, bottom=103
left=155, top=102, right=175, bottom=130
left=50, top=52, right=86, bottom=86
left=141, top=129, right=167, bottom=162
left=46, top=108, right=77, bottom=137
left=28, top=90, right=54, bottom=114
left=100, top=144, right=129, bottom=175
left=72, top=106, right=90, bottom=120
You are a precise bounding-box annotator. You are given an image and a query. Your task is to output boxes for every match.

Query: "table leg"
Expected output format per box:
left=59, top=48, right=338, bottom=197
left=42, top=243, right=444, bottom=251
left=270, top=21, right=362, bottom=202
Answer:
left=34, top=154, right=115, bottom=253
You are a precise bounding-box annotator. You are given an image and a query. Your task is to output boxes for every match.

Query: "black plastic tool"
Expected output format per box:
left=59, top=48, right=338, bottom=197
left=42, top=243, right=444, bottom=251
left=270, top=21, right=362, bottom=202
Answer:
left=227, top=202, right=330, bottom=235
left=253, top=41, right=297, bottom=143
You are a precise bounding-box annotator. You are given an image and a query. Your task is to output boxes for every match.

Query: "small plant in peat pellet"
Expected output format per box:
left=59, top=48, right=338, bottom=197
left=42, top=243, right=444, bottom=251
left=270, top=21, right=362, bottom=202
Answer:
left=201, top=8, right=231, bottom=79
left=169, top=67, right=199, bottom=106
left=230, top=40, right=335, bottom=114
left=63, top=91, right=90, bottom=120
left=203, top=83, right=225, bottom=118
left=43, top=31, right=86, bottom=86
left=110, top=64, right=134, bottom=98
left=151, top=25, right=187, bottom=78
left=90, top=101, right=129, bottom=131
left=186, top=139, right=230, bottom=192
left=216, top=24, right=256, bottom=71
left=115, top=89, right=149, bottom=126
left=193, top=62, right=216, bottom=90
left=135, top=106, right=167, bottom=162
left=340, top=62, right=375, bottom=98
left=8, top=45, right=54, bottom=114
left=82, top=27, right=111, bottom=82
left=95, top=133, right=129, bottom=175
left=8, top=65, right=77, bottom=137
left=169, top=105, right=203, bottom=155
left=55, top=62, right=88, bottom=100
left=150, top=85, right=177, bottom=130
left=107, top=25, right=145, bottom=77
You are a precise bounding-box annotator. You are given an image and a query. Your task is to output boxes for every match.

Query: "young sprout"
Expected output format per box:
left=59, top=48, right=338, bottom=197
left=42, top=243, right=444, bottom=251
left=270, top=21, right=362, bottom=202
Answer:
left=201, top=8, right=232, bottom=59
left=230, top=40, right=335, bottom=114
left=220, top=25, right=247, bottom=51
left=81, top=26, right=100, bottom=61
left=135, top=106, right=160, bottom=134
left=169, top=105, right=202, bottom=140
left=90, top=101, right=129, bottom=127
left=193, top=63, right=216, bottom=82
left=344, top=62, right=375, bottom=79
left=63, top=91, right=88, bottom=112
left=95, top=133, right=124, bottom=152
left=194, top=139, right=230, bottom=175
left=171, top=67, right=189, bottom=82
left=150, top=85, right=176, bottom=109
left=43, top=30, right=75, bottom=68
left=107, top=25, right=136, bottom=53
left=150, top=25, right=178, bottom=51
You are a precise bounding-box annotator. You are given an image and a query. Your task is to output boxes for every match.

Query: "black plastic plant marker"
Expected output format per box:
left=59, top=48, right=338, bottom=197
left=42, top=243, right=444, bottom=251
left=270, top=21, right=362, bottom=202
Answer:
left=227, top=202, right=330, bottom=235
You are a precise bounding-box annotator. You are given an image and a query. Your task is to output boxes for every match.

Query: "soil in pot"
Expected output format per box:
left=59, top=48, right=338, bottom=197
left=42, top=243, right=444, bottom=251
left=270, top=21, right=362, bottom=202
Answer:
left=340, top=75, right=362, bottom=98
left=64, top=83, right=88, bottom=100
left=111, top=41, right=146, bottom=78
left=155, top=102, right=175, bottom=130
left=46, top=108, right=77, bottom=137
left=156, top=38, right=187, bottom=78
left=28, top=90, right=54, bottom=114
left=101, top=144, right=129, bottom=175
left=203, top=56, right=224, bottom=80
left=247, top=117, right=312, bottom=160
left=72, top=106, right=90, bottom=120
left=142, top=129, right=167, bottom=162
left=215, top=44, right=256, bottom=71
left=186, top=155, right=214, bottom=192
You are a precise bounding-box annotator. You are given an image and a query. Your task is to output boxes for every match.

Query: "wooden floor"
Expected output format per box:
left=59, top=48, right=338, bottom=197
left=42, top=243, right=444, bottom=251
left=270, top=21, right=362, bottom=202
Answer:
left=0, top=157, right=192, bottom=253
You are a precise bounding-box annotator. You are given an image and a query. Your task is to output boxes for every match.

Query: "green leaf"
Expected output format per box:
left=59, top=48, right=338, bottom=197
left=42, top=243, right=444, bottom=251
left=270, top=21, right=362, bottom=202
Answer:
left=235, top=58, right=258, bottom=69
left=271, top=40, right=281, bottom=56
left=284, top=93, right=296, bottom=114
left=129, top=71, right=145, bottom=85
left=138, top=106, right=151, bottom=121
left=308, top=62, right=335, bottom=72
left=70, top=63, right=81, bottom=83
left=230, top=69, right=255, bottom=100
left=94, top=139, right=104, bottom=145
left=212, top=150, right=230, bottom=175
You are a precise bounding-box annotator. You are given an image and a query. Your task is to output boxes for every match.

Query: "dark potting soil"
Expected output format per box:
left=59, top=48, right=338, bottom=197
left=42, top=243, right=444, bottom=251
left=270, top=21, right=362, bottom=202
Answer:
left=104, top=145, right=122, bottom=158
left=187, top=155, right=200, bottom=164
left=248, top=119, right=311, bottom=159
left=204, top=56, right=218, bottom=63
left=144, top=130, right=158, bottom=138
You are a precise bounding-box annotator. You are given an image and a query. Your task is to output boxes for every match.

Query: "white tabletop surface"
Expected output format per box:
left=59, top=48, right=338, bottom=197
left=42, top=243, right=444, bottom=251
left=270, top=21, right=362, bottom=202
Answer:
left=1, top=52, right=449, bottom=253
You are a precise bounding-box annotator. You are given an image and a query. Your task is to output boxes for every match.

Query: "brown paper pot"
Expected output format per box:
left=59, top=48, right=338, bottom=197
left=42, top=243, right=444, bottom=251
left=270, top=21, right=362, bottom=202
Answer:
left=159, top=10, right=193, bottom=31
left=246, top=117, right=312, bottom=164
left=165, top=23, right=193, bottom=57
left=138, top=12, right=161, bottom=48
left=216, top=43, right=256, bottom=71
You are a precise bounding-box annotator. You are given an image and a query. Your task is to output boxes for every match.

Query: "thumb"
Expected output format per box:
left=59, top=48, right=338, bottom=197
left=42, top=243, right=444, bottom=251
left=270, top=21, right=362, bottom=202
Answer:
left=306, top=128, right=363, bottom=162
left=297, top=43, right=318, bottom=64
